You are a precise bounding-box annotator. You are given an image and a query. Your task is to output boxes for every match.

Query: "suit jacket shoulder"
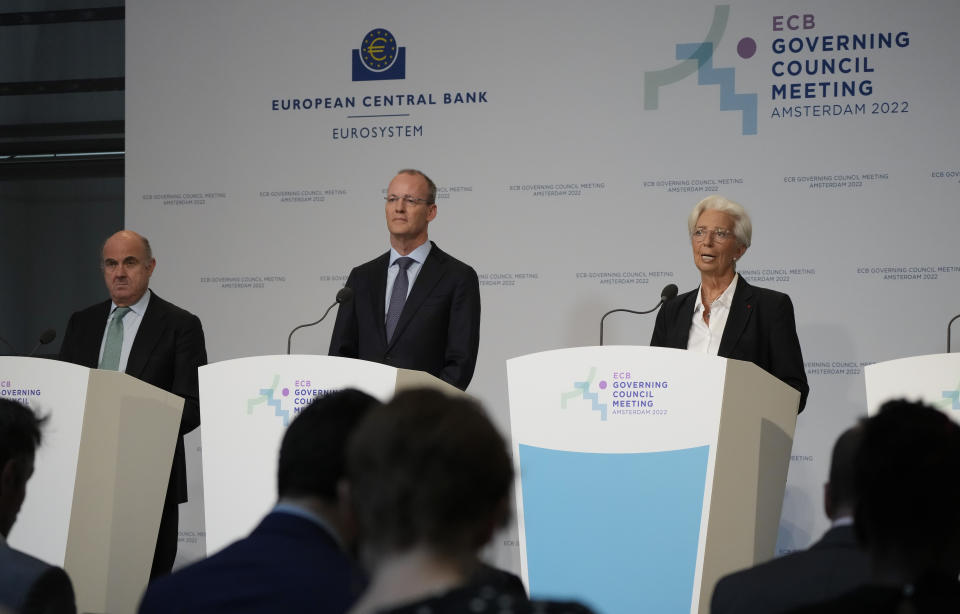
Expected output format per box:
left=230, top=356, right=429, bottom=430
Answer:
left=0, top=544, right=76, bottom=614
left=711, top=526, right=868, bottom=614
left=138, top=512, right=364, bottom=614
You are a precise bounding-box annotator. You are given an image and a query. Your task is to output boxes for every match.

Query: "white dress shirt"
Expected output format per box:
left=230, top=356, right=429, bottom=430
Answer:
left=686, top=274, right=739, bottom=356
left=98, top=289, right=151, bottom=372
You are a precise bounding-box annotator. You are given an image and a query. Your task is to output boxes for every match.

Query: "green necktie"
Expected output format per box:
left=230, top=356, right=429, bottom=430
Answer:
left=99, top=307, right=131, bottom=371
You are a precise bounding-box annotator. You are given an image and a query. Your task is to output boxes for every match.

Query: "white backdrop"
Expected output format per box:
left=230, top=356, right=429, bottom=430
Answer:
left=126, top=0, right=960, bottom=574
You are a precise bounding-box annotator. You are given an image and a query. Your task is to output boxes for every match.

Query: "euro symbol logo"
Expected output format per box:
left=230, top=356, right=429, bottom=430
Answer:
left=366, top=37, right=388, bottom=62
left=354, top=28, right=404, bottom=80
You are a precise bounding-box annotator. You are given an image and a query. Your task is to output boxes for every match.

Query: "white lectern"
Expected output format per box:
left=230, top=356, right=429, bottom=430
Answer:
left=1, top=357, right=184, bottom=614
left=198, top=355, right=460, bottom=556
left=507, top=346, right=800, bottom=614
left=864, top=352, right=960, bottom=419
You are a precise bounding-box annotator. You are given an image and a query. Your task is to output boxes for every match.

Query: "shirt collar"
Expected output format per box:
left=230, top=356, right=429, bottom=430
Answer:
left=389, top=241, right=432, bottom=267
left=111, top=288, right=152, bottom=318
left=694, top=274, right=738, bottom=313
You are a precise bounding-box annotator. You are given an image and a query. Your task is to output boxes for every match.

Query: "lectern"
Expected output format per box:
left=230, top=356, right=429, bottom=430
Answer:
left=1, top=357, right=184, bottom=614
left=864, top=352, right=960, bottom=419
left=198, top=355, right=461, bottom=556
left=507, top=346, right=800, bottom=614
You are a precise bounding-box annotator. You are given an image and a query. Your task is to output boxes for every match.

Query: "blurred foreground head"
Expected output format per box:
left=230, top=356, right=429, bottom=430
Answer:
left=855, top=398, right=960, bottom=578
left=347, top=389, right=514, bottom=563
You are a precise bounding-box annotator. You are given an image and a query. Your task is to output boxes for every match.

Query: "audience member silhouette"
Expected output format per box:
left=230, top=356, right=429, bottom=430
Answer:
left=344, top=389, right=594, bottom=614
left=711, top=422, right=869, bottom=613
left=139, top=389, right=379, bottom=613
left=0, top=399, right=76, bottom=614
left=790, top=399, right=960, bottom=613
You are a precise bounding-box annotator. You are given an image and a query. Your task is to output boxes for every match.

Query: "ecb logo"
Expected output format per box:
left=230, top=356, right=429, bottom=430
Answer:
left=560, top=367, right=608, bottom=421
left=352, top=28, right=406, bottom=81
left=644, top=5, right=758, bottom=135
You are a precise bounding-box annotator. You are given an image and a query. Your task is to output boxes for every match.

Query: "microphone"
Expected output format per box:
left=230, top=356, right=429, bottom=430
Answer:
left=26, top=329, right=57, bottom=357
left=0, top=335, right=19, bottom=355
left=949, top=313, right=960, bottom=353
left=600, top=283, right=678, bottom=346
left=287, top=287, right=354, bottom=354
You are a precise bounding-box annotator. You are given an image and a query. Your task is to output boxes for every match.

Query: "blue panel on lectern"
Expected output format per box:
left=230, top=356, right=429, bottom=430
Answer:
left=519, top=444, right=710, bottom=614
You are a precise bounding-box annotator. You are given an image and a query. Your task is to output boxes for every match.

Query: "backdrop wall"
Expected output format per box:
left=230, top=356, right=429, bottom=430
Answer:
left=125, top=0, right=960, bottom=575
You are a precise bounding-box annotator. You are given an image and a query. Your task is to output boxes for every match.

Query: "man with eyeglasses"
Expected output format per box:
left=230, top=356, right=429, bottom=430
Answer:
left=650, top=195, right=808, bottom=411
left=58, top=230, right=208, bottom=577
left=328, top=169, right=480, bottom=390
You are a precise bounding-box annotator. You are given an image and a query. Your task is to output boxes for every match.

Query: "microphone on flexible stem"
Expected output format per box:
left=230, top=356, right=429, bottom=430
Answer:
left=948, top=313, right=960, bottom=353
left=26, top=329, right=57, bottom=358
left=600, top=283, right=678, bottom=346
left=287, top=287, right=354, bottom=354
left=0, top=335, right=19, bottom=355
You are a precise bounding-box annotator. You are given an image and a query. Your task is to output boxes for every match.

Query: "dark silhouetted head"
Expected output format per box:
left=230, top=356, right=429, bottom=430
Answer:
left=277, top=389, right=380, bottom=502
left=347, top=389, right=514, bottom=559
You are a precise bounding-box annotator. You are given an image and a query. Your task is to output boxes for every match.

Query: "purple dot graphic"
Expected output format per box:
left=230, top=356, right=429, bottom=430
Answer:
left=281, top=388, right=289, bottom=397
left=598, top=380, right=607, bottom=390
left=737, top=37, right=757, bottom=59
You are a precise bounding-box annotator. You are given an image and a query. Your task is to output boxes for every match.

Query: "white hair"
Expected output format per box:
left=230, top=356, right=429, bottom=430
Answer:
left=687, top=195, right=752, bottom=248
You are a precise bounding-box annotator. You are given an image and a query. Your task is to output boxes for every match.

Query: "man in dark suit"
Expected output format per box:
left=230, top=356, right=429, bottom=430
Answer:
left=0, top=399, right=76, bottom=614
left=138, top=389, right=378, bottom=614
left=58, top=230, right=207, bottom=578
left=329, top=169, right=481, bottom=390
left=710, top=423, right=868, bottom=614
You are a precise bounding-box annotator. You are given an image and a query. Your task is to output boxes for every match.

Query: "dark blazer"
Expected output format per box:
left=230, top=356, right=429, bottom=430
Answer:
left=0, top=542, right=76, bottom=614
left=328, top=242, right=481, bottom=390
left=137, top=511, right=365, bottom=614
left=650, top=276, right=809, bottom=411
left=58, top=291, right=207, bottom=502
left=711, top=525, right=869, bottom=614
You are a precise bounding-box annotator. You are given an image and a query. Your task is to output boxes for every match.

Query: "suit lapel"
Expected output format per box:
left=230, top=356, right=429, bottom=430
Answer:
left=674, top=291, right=697, bottom=348
left=125, top=292, right=166, bottom=378
left=372, top=252, right=390, bottom=345
left=387, top=243, right=446, bottom=350
left=718, top=276, right=754, bottom=357
left=86, top=301, right=112, bottom=367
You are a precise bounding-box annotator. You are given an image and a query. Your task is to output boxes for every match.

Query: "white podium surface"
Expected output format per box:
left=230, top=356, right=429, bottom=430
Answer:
left=507, top=346, right=798, bottom=614
left=864, top=352, right=960, bottom=419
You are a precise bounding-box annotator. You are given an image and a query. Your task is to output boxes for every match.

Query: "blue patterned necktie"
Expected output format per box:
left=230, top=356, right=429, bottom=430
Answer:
left=99, top=306, right=131, bottom=370
left=385, top=257, right=414, bottom=342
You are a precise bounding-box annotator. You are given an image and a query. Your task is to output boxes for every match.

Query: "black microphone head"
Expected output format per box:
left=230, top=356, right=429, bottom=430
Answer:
left=38, top=329, right=56, bottom=344
left=661, top=284, right=679, bottom=302
left=335, top=286, right=354, bottom=303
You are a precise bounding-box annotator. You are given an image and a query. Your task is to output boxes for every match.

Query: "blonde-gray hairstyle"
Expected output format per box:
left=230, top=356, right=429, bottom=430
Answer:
left=687, top=195, right=752, bottom=248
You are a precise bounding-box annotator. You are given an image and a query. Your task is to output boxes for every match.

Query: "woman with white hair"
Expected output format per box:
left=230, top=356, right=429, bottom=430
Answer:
left=650, top=195, right=809, bottom=411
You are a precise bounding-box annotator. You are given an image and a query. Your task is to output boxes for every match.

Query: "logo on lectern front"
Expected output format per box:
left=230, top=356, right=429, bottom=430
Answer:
left=247, top=375, right=338, bottom=426
left=560, top=368, right=672, bottom=421
left=560, top=367, right=608, bottom=421
left=0, top=379, right=41, bottom=407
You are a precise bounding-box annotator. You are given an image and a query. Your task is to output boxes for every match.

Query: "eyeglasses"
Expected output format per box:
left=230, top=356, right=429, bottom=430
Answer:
left=385, top=195, right=431, bottom=206
left=692, top=227, right=735, bottom=243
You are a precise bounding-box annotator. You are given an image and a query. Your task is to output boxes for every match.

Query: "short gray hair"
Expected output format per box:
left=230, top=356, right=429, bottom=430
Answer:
left=687, top=195, right=752, bottom=248
left=396, top=168, right=437, bottom=204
